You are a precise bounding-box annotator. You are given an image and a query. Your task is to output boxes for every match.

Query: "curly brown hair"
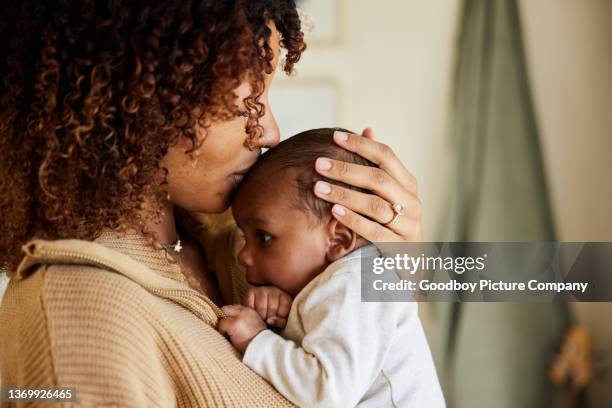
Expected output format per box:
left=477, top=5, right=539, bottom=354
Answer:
left=0, top=0, right=305, bottom=272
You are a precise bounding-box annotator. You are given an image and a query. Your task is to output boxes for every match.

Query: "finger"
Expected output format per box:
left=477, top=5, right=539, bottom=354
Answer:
left=315, top=157, right=401, bottom=199
left=254, top=291, right=269, bottom=320
left=277, top=296, right=292, bottom=318
left=266, top=292, right=280, bottom=319
left=361, top=127, right=377, bottom=141
left=266, top=316, right=288, bottom=329
left=315, top=179, right=396, bottom=224
left=315, top=170, right=424, bottom=240
left=315, top=180, right=422, bottom=225
left=331, top=204, right=401, bottom=243
left=243, top=289, right=256, bottom=309
left=330, top=131, right=417, bottom=193
left=314, top=159, right=416, bottom=210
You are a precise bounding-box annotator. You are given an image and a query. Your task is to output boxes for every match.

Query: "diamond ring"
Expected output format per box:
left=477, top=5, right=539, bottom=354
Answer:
left=385, top=203, right=404, bottom=227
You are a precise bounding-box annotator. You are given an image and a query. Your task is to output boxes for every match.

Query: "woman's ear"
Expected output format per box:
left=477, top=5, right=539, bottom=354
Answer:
left=325, top=218, right=357, bottom=262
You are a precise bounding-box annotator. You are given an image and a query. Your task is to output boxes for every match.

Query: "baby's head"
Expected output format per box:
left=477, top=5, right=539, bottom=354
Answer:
left=232, top=128, right=376, bottom=296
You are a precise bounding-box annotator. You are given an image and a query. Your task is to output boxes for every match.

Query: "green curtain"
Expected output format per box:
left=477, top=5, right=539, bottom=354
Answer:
left=424, top=1, right=569, bottom=407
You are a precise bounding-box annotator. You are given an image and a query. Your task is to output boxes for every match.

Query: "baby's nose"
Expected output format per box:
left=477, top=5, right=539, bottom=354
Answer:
left=237, top=246, right=254, bottom=268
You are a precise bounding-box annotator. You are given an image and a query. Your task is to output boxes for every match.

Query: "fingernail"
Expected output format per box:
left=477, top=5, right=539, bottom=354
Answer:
left=334, top=131, right=349, bottom=142
left=332, top=205, right=346, bottom=217
left=266, top=318, right=275, bottom=325
left=315, top=181, right=331, bottom=195
left=316, top=158, right=332, bottom=171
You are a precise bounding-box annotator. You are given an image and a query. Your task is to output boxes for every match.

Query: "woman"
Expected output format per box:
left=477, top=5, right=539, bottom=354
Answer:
left=0, top=1, right=423, bottom=406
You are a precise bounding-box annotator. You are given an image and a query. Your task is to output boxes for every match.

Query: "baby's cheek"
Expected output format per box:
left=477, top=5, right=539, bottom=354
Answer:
left=259, top=257, right=298, bottom=294
left=284, top=256, right=319, bottom=293
left=281, top=268, right=304, bottom=293
left=257, top=256, right=287, bottom=287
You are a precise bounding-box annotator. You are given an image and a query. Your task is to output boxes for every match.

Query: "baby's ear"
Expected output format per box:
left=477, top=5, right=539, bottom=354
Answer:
left=325, top=218, right=357, bottom=262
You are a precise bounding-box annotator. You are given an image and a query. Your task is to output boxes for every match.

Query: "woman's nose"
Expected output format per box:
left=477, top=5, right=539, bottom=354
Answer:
left=256, top=106, right=280, bottom=148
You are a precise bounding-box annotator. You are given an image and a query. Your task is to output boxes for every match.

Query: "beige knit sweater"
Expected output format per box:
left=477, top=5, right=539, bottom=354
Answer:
left=0, top=213, right=293, bottom=407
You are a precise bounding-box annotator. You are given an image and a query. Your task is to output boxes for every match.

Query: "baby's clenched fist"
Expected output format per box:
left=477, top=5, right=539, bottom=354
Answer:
left=243, top=286, right=293, bottom=329
left=219, top=304, right=266, bottom=353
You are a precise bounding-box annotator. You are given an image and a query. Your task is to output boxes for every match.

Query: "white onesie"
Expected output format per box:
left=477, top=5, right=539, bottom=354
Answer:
left=243, top=244, right=446, bottom=408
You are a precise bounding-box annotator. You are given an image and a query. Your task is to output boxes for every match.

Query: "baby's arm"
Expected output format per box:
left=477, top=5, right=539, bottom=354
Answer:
left=241, top=272, right=402, bottom=408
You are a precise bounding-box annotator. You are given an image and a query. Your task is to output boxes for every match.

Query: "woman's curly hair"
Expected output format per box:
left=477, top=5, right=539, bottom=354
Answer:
left=0, top=0, right=305, bottom=272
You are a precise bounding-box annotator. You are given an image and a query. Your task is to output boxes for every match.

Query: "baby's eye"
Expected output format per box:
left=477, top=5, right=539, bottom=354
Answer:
left=255, top=230, right=273, bottom=246
left=236, top=110, right=249, bottom=118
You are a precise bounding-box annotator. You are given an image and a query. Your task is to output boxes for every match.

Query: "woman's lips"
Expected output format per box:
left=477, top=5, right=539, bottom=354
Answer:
left=228, top=173, right=245, bottom=188
left=227, top=157, right=259, bottom=188
left=228, top=160, right=257, bottom=188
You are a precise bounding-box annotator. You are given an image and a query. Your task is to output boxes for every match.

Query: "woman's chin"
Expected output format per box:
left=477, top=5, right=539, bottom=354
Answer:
left=199, top=198, right=232, bottom=214
left=213, top=196, right=233, bottom=214
left=175, top=178, right=240, bottom=214
left=179, top=192, right=232, bottom=215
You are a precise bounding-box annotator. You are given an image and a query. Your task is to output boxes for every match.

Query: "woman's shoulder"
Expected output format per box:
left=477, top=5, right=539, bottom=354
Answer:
left=2, top=261, right=160, bottom=335
left=0, top=261, right=151, bottom=369
left=8, top=235, right=222, bottom=324
left=1, top=262, right=175, bottom=405
left=44, top=262, right=156, bottom=307
left=7, top=234, right=148, bottom=299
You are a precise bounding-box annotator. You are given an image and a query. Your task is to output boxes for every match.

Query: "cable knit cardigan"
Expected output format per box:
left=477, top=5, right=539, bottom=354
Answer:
left=0, top=211, right=293, bottom=407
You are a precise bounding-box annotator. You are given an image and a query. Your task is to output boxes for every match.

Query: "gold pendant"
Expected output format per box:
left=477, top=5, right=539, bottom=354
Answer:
left=173, top=239, right=183, bottom=253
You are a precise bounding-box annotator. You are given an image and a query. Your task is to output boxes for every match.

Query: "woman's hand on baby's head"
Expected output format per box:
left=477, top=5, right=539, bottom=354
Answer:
left=314, top=128, right=423, bottom=245
left=219, top=305, right=267, bottom=354
left=243, top=286, right=293, bottom=329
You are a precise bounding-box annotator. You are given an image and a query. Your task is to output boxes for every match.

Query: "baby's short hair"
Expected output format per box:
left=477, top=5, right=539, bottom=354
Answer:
left=238, top=127, right=377, bottom=224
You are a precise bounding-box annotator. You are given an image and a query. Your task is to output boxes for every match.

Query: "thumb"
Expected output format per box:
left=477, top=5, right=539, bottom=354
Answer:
left=266, top=316, right=288, bottom=329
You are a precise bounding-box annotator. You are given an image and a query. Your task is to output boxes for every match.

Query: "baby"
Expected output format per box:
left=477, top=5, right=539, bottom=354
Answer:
left=219, top=128, right=445, bottom=408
